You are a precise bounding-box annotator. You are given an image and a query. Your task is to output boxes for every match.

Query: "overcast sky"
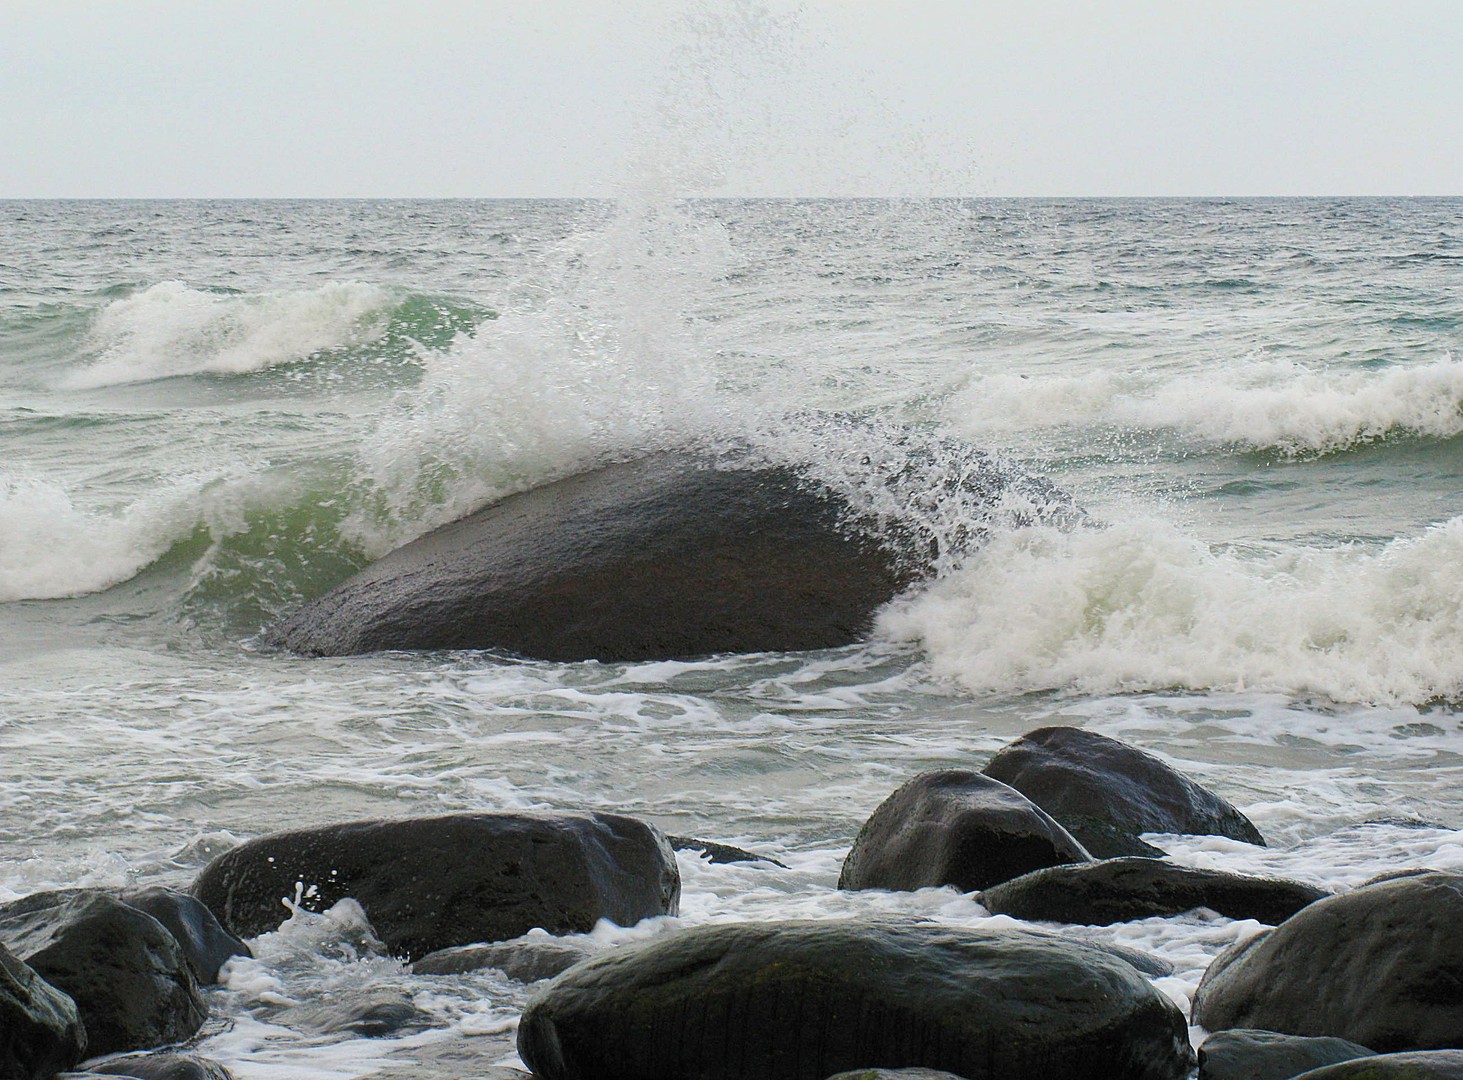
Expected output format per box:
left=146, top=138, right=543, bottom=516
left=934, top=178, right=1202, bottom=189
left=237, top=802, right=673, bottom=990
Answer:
left=3, top=0, right=1460, bottom=198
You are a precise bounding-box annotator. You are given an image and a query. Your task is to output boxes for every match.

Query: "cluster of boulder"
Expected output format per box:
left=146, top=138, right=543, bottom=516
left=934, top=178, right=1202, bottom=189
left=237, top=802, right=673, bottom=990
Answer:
left=7, top=726, right=1463, bottom=1079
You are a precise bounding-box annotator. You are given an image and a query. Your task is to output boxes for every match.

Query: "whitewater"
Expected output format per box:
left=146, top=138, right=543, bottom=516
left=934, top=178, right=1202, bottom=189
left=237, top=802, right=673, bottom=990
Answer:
left=3, top=196, right=1463, bottom=1076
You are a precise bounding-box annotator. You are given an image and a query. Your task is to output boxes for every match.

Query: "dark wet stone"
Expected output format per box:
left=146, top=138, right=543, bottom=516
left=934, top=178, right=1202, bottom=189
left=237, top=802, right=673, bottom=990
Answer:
left=982, top=727, right=1264, bottom=856
left=412, top=934, right=596, bottom=981
left=839, top=770, right=1090, bottom=893
left=190, top=811, right=679, bottom=960
left=1198, top=1029, right=1375, bottom=1080
left=1071, top=937, right=1175, bottom=978
left=1192, top=871, right=1463, bottom=1052
left=265, top=452, right=923, bottom=661
left=981, top=857, right=1327, bottom=926
left=668, top=835, right=789, bottom=868
left=1293, top=1051, right=1463, bottom=1078
left=826, top=1071, right=969, bottom=1080
left=279, top=988, right=434, bottom=1037
left=0, top=939, right=87, bottom=1078
left=116, top=887, right=250, bottom=984
left=518, top=918, right=1195, bottom=1080
left=0, top=890, right=206, bottom=1057
left=83, top=1051, right=235, bottom=1079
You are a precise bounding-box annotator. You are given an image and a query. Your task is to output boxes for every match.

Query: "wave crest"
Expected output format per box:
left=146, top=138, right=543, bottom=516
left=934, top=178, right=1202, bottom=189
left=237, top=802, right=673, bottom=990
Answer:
left=880, top=516, right=1463, bottom=705
left=62, top=281, right=398, bottom=388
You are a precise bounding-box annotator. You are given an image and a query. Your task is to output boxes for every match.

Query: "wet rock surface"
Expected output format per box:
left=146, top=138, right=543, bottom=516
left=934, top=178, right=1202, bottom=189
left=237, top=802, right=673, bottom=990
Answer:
left=982, top=727, right=1264, bottom=856
left=981, top=857, right=1327, bottom=925
left=517, top=918, right=1194, bottom=1080
left=190, top=811, right=679, bottom=960
left=839, top=770, right=1090, bottom=893
left=116, top=887, right=250, bottom=985
left=1192, top=871, right=1463, bottom=1052
left=0, top=939, right=87, bottom=1079
left=0, top=890, right=206, bottom=1057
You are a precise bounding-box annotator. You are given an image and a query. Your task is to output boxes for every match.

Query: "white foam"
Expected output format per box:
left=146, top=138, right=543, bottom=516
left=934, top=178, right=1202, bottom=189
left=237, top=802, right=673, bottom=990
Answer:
left=880, top=514, right=1463, bottom=705
left=947, top=355, right=1463, bottom=456
left=62, top=280, right=394, bottom=388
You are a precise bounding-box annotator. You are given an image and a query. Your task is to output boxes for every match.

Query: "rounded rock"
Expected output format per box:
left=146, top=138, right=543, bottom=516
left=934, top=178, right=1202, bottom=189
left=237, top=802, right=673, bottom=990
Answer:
left=839, top=771, right=1090, bottom=893
left=190, top=811, right=679, bottom=960
left=517, top=919, right=1195, bottom=1080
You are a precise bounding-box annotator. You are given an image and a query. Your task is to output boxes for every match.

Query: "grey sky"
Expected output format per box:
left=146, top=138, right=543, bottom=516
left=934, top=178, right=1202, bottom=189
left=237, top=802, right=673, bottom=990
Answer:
left=3, top=0, right=1460, bottom=197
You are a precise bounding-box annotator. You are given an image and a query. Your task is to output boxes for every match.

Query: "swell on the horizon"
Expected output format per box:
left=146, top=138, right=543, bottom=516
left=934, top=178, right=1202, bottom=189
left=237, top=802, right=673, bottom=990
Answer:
left=947, top=355, right=1463, bottom=457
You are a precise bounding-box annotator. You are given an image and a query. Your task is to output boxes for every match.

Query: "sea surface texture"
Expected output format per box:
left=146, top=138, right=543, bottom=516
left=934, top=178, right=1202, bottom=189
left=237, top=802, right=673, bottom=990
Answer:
left=3, top=198, right=1462, bottom=1076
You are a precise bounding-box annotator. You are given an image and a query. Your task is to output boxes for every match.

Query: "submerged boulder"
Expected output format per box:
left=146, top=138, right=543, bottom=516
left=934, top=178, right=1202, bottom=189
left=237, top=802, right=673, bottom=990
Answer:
left=1192, top=871, right=1463, bottom=1052
left=982, top=727, right=1264, bottom=856
left=1292, top=1052, right=1463, bottom=1079
left=80, top=1051, right=236, bottom=1079
left=0, top=890, right=206, bottom=1057
left=981, top=857, right=1327, bottom=926
left=266, top=453, right=922, bottom=661
left=1198, top=1029, right=1375, bottom=1080
left=190, top=811, right=679, bottom=960
left=517, top=919, right=1194, bottom=1080
left=412, top=933, right=597, bottom=981
left=0, top=940, right=87, bottom=1079
left=839, top=771, right=1090, bottom=894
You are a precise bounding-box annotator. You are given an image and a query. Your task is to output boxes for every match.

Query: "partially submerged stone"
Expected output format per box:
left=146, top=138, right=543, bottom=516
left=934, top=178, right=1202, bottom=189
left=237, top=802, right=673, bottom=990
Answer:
left=839, top=770, right=1090, bottom=893
left=518, top=919, right=1194, bottom=1080
left=190, top=811, right=679, bottom=960
left=982, top=857, right=1327, bottom=926
left=982, top=727, right=1264, bottom=857
left=266, top=453, right=921, bottom=661
left=412, top=934, right=596, bottom=981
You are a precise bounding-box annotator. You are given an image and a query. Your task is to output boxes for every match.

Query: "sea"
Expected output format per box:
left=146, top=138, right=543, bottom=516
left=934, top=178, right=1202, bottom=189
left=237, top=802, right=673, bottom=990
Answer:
left=3, top=196, right=1463, bottom=1077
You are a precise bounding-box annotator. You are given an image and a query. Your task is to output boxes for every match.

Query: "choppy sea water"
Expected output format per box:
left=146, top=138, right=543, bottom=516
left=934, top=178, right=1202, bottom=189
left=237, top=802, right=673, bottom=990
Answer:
left=3, top=197, right=1463, bottom=1077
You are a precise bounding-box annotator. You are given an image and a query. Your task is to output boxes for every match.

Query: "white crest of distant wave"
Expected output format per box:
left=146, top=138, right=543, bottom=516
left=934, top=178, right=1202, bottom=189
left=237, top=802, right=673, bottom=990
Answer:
left=61, top=280, right=393, bottom=388
left=880, top=515, right=1463, bottom=706
left=948, top=355, right=1463, bottom=455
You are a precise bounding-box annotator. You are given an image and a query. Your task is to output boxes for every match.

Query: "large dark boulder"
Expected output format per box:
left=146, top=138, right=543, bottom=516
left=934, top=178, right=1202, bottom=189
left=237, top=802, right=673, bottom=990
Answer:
left=825, top=1072, right=969, bottom=1080
left=1198, top=1029, right=1375, bottom=1080
left=1293, top=1052, right=1463, bottom=1078
left=517, top=919, right=1194, bottom=1080
left=838, top=771, right=1090, bottom=893
left=0, top=890, right=206, bottom=1057
left=0, top=940, right=87, bottom=1078
left=191, top=812, right=679, bottom=960
left=982, top=858, right=1327, bottom=926
left=117, top=887, right=250, bottom=984
left=982, top=727, right=1264, bottom=856
left=1192, top=871, right=1463, bottom=1052
left=265, top=453, right=923, bottom=661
